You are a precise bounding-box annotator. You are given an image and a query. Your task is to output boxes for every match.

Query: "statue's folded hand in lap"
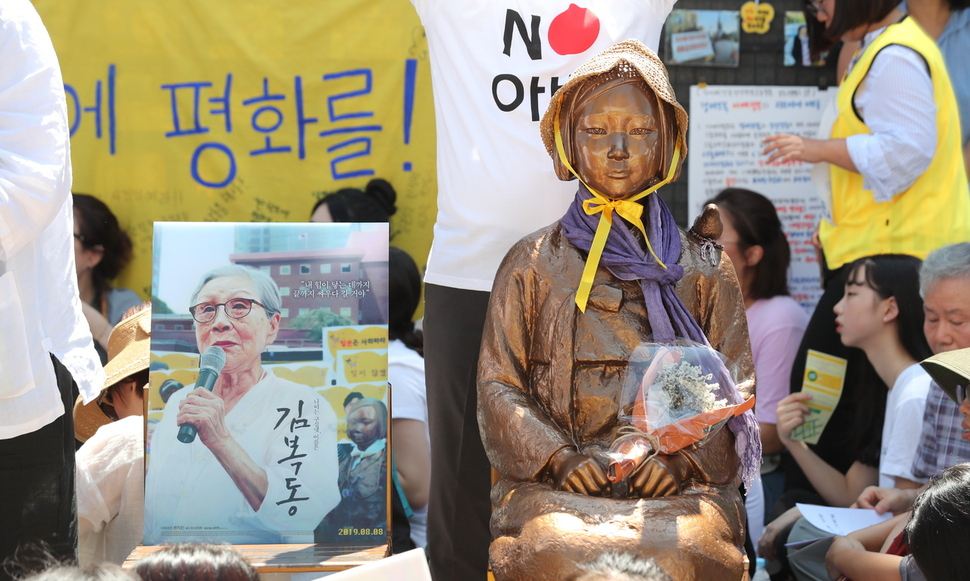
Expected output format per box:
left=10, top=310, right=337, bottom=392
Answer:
left=477, top=41, right=762, bottom=581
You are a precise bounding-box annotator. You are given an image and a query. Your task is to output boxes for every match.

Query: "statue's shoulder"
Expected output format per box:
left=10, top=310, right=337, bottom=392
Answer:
left=679, top=230, right=720, bottom=277
left=500, top=222, right=569, bottom=273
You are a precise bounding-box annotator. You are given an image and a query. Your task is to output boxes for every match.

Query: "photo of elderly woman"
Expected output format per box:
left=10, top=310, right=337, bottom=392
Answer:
left=144, top=222, right=389, bottom=545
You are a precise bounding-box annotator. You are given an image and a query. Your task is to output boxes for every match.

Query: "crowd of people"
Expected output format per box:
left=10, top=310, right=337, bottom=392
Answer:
left=2, top=0, right=970, bottom=579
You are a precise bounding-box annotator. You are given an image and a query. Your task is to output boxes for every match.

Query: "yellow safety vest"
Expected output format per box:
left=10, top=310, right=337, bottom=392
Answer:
left=820, top=16, right=970, bottom=269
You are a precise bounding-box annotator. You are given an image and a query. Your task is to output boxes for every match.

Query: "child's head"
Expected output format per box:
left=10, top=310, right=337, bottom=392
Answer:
left=834, top=254, right=931, bottom=361
left=906, top=463, right=970, bottom=581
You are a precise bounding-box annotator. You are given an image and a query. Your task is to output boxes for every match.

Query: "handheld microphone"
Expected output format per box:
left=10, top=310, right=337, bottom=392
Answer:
left=177, top=346, right=227, bottom=444
left=159, top=379, right=184, bottom=404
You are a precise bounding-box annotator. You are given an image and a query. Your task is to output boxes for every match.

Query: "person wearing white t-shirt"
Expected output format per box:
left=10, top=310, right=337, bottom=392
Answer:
left=879, top=364, right=932, bottom=487
left=388, top=248, right=431, bottom=549
left=408, top=2, right=678, bottom=576
left=762, top=256, right=932, bottom=568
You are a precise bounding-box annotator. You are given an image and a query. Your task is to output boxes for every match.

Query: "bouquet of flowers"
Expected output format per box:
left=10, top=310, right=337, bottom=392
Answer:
left=607, top=342, right=755, bottom=483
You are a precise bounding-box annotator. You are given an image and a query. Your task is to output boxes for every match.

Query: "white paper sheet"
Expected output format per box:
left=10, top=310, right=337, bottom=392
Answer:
left=796, top=503, right=893, bottom=536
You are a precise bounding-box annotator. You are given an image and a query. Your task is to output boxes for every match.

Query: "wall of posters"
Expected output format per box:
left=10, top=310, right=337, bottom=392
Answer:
left=145, top=222, right=389, bottom=547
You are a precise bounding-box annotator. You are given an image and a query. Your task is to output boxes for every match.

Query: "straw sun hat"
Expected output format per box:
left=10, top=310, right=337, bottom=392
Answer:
left=73, top=306, right=151, bottom=442
left=538, top=39, right=689, bottom=183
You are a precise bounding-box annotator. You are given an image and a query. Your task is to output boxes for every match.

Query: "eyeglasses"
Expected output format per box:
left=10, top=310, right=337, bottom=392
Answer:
left=189, top=297, right=271, bottom=324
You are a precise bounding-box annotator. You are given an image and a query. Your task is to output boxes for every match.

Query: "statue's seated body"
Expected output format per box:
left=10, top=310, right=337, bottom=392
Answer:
left=477, top=41, right=759, bottom=580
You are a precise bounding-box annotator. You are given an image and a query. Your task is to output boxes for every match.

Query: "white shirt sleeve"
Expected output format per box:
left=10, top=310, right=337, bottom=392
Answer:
left=845, top=45, right=937, bottom=202
left=0, top=0, right=73, bottom=263
left=880, top=385, right=931, bottom=484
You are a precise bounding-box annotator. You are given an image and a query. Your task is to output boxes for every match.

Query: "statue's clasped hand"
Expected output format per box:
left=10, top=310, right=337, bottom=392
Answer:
left=628, top=454, right=684, bottom=498
left=548, top=448, right=610, bottom=496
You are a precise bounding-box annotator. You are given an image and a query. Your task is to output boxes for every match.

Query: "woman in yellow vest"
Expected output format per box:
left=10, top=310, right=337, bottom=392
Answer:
left=758, top=0, right=970, bottom=567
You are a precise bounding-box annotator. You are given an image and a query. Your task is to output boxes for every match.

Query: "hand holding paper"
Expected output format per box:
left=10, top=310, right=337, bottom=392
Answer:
left=790, top=350, right=847, bottom=445
left=787, top=503, right=893, bottom=548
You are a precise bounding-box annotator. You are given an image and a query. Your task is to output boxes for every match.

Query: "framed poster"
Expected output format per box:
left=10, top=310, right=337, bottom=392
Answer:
left=145, top=222, right=389, bottom=547
left=663, top=9, right=740, bottom=68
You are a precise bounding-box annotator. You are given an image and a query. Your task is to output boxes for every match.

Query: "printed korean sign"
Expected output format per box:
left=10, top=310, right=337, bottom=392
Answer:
left=145, top=222, right=389, bottom=547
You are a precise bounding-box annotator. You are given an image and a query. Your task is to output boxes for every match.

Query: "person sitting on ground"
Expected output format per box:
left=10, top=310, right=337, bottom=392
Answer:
left=72, top=193, right=141, bottom=358
left=388, top=247, right=431, bottom=550
left=825, top=463, right=970, bottom=581
left=854, top=242, right=970, bottom=518
left=134, top=543, right=258, bottom=581
left=309, top=178, right=397, bottom=223
left=73, top=303, right=151, bottom=567
left=783, top=243, right=970, bottom=580
left=760, top=255, right=933, bottom=570
left=765, top=0, right=970, bottom=533
left=708, top=188, right=809, bottom=540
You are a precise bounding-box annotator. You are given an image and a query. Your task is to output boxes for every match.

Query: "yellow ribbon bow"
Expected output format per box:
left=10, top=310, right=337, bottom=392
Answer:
left=554, top=112, right=681, bottom=312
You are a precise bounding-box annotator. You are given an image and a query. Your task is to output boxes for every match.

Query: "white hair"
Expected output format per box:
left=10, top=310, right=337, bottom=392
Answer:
left=920, top=243, right=970, bottom=297
left=189, top=264, right=282, bottom=314
left=575, top=552, right=671, bottom=581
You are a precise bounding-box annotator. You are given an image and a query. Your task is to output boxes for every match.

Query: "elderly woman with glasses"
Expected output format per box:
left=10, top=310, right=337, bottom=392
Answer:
left=144, top=265, right=340, bottom=544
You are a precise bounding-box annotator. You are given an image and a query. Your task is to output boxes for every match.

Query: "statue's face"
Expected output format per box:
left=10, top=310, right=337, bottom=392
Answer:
left=573, top=79, right=662, bottom=200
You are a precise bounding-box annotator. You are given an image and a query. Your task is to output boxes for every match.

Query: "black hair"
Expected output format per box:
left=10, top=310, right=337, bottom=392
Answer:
left=72, top=193, right=133, bottom=308
left=706, top=188, right=791, bottom=301
left=134, top=544, right=258, bottom=581
left=310, top=178, right=397, bottom=222
left=845, top=255, right=933, bottom=362
left=906, top=463, right=970, bottom=581
left=343, top=391, right=365, bottom=409
left=389, top=247, right=423, bottom=357
left=812, top=0, right=900, bottom=41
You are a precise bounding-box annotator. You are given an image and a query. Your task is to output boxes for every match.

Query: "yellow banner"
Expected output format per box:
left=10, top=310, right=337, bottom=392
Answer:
left=35, top=1, right=437, bottom=301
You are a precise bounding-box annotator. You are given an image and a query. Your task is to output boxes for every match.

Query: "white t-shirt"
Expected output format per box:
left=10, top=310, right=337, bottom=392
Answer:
left=411, top=0, right=678, bottom=291
left=77, top=415, right=144, bottom=567
left=879, top=363, right=932, bottom=487
left=388, top=339, right=429, bottom=547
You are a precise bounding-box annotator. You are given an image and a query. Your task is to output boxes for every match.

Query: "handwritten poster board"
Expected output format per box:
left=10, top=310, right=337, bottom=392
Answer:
left=35, top=1, right=436, bottom=301
left=687, top=85, right=831, bottom=312
left=145, top=222, right=390, bottom=547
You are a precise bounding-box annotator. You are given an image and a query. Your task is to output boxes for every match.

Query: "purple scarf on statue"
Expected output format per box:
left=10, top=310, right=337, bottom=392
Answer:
left=561, top=185, right=761, bottom=488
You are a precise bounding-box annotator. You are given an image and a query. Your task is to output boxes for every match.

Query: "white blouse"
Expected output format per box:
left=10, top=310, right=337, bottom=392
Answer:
left=0, top=0, right=103, bottom=439
left=844, top=25, right=937, bottom=202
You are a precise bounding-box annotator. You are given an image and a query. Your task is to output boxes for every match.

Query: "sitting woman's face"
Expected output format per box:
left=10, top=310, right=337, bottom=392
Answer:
left=192, top=274, right=280, bottom=372
left=573, top=78, right=662, bottom=200
left=833, top=265, right=887, bottom=348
